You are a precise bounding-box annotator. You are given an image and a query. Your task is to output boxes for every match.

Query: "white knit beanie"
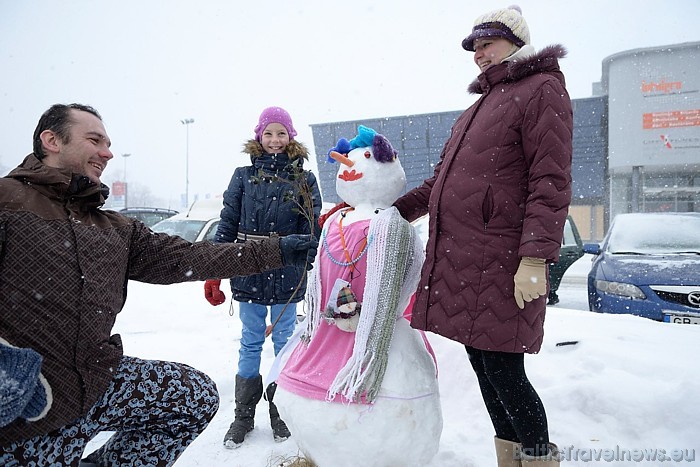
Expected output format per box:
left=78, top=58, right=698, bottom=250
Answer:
left=462, top=5, right=530, bottom=52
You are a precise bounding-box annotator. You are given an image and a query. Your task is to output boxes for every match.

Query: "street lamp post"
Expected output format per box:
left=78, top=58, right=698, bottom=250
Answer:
left=122, top=153, right=131, bottom=209
left=180, top=118, right=195, bottom=207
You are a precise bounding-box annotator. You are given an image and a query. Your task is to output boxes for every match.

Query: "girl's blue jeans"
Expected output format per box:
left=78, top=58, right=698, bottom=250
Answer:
left=237, top=301, right=297, bottom=378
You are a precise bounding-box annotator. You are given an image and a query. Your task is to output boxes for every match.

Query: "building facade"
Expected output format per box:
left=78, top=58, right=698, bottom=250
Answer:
left=310, top=41, right=699, bottom=241
left=602, top=41, right=700, bottom=220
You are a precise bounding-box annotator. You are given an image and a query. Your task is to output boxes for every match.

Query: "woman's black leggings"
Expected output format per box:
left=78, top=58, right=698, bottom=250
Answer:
left=465, top=346, right=549, bottom=456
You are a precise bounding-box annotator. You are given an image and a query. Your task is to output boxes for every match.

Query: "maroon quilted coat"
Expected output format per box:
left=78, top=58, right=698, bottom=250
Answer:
left=394, top=45, right=573, bottom=353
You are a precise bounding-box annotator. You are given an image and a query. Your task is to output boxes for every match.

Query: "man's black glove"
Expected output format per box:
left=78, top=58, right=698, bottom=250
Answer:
left=280, top=234, right=318, bottom=271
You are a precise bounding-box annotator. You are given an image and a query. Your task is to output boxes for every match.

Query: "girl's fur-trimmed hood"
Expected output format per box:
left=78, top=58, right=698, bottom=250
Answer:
left=468, top=44, right=568, bottom=94
left=242, top=139, right=309, bottom=160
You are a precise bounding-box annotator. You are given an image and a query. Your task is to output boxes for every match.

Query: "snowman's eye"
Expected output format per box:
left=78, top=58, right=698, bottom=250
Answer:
left=364, top=151, right=371, bottom=159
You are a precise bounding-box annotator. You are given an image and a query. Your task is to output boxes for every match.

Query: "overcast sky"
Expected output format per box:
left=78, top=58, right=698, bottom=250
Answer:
left=1, top=0, right=699, bottom=208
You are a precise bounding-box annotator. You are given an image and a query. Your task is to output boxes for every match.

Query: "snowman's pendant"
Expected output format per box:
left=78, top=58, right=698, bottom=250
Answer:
left=323, top=278, right=361, bottom=333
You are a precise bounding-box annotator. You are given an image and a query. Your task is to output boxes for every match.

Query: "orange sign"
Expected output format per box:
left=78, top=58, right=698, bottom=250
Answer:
left=642, top=110, right=700, bottom=129
left=641, top=80, right=682, bottom=93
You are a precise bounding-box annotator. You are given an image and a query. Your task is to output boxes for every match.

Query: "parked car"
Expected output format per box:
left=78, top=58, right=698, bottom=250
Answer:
left=410, top=214, right=583, bottom=305
left=584, top=212, right=700, bottom=324
left=547, top=215, right=584, bottom=305
left=151, top=201, right=221, bottom=243
left=119, top=207, right=178, bottom=227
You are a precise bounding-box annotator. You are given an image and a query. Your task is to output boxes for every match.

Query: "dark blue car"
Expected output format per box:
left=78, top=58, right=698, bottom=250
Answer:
left=584, top=212, right=700, bottom=324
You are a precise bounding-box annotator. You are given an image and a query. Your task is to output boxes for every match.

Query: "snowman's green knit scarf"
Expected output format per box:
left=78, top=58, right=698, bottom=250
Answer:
left=303, top=207, right=424, bottom=403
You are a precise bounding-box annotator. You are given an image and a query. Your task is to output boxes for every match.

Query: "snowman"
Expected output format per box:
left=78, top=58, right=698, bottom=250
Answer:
left=271, top=125, right=442, bottom=467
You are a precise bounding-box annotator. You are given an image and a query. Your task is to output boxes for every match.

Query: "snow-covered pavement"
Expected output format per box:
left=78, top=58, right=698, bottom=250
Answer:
left=85, top=254, right=700, bottom=466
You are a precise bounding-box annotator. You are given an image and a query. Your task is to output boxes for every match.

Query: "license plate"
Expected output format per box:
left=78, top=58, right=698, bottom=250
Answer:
left=664, top=313, right=700, bottom=325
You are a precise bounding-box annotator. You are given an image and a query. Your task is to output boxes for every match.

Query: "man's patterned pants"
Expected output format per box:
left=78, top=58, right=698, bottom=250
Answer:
left=1, top=355, right=219, bottom=466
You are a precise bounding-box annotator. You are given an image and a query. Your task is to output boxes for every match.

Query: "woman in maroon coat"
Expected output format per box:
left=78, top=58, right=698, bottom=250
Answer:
left=393, top=6, right=572, bottom=467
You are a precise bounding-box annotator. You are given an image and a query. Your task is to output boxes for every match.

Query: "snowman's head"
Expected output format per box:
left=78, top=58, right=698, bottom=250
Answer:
left=328, top=126, right=406, bottom=209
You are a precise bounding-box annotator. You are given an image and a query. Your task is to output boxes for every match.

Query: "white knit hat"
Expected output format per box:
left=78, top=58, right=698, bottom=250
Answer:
left=462, top=5, right=530, bottom=52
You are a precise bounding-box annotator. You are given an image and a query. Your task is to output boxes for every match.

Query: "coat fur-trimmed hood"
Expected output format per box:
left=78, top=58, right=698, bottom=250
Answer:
left=468, top=44, right=568, bottom=94
left=242, top=139, right=309, bottom=161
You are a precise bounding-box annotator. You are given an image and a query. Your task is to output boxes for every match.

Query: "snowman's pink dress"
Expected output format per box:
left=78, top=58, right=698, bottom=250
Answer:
left=273, top=208, right=442, bottom=467
left=277, top=217, right=373, bottom=401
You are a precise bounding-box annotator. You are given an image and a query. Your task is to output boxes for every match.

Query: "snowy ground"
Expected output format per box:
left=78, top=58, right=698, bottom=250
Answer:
left=86, top=255, right=700, bottom=466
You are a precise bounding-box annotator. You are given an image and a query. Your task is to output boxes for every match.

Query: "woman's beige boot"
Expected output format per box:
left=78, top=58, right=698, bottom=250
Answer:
left=520, top=443, right=560, bottom=467
left=495, top=436, right=522, bottom=467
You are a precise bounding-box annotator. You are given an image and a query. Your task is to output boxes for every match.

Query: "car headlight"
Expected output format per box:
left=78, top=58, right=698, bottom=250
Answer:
left=594, top=280, right=646, bottom=299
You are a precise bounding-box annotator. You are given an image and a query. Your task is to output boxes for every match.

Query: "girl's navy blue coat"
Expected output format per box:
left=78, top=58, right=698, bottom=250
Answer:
left=215, top=139, right=322, bottom=305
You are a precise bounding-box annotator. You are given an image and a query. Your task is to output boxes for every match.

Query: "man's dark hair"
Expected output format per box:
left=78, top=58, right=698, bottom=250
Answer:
left=32, top=103, right=102, bottom=159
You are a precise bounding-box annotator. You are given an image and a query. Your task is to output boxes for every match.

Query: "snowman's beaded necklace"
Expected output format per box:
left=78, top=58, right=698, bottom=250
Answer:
left=323, top=208, right=372, bottom=272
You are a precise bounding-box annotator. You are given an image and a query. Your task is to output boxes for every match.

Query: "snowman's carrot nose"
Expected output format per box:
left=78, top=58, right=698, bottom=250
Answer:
left=330, top=151, right=355, bottom=167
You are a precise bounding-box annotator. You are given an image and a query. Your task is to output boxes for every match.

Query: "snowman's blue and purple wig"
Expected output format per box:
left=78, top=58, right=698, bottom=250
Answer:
left=327, top=125, right=398, bottom=163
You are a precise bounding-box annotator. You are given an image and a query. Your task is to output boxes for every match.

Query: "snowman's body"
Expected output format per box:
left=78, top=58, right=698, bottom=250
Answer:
left=273, top=127, right=442, bottom=466
left=275, top=320, right=442, bottom=467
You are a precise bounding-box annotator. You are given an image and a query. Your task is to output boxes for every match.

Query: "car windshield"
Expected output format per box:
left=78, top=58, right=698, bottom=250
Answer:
left=607, top=214, right=700, bottom=255
left=151, top=218, right=207, bottom=243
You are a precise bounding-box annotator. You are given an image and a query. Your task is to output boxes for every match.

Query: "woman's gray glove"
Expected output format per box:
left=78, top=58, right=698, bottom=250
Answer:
left=280, top=234, right=318, bottom=270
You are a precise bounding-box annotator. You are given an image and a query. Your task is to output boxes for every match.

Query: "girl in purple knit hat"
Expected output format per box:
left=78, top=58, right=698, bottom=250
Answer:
left=202, top=106, right=322, bottom=448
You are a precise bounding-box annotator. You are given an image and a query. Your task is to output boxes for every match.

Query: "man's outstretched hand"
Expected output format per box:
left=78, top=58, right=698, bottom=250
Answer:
left=280, top=234, right=318, bottom=271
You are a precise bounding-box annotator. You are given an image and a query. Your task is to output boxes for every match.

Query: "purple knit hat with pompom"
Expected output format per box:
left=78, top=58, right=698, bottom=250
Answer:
left=254, top=106, right=297, bottom=142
